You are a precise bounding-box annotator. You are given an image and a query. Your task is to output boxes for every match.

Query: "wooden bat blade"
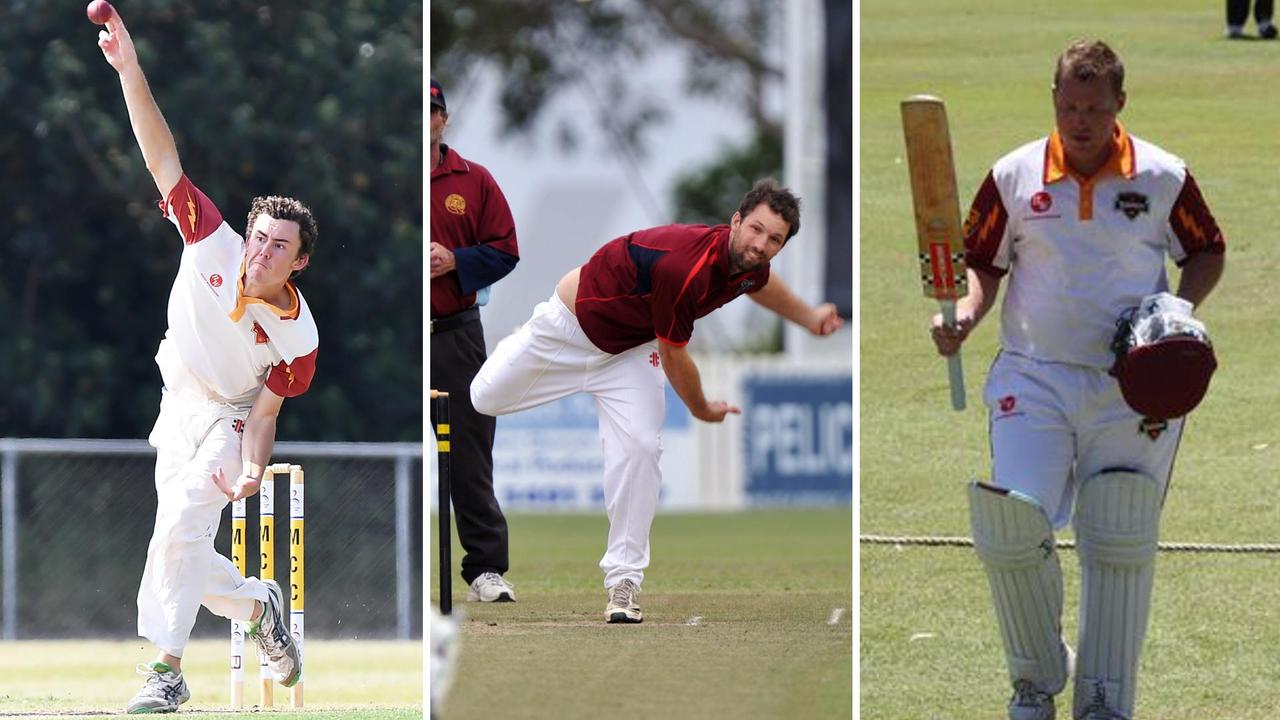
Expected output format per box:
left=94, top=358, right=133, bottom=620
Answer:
left=901, top=95, right=968, bottom=302
left=903, top=95, right=968, bottom=412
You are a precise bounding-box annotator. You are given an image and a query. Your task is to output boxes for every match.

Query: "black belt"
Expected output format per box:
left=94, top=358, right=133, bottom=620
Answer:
left=430, top=306, right=480, bottom=334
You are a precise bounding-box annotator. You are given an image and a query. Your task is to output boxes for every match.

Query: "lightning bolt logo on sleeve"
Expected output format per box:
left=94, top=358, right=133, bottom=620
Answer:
left=1175, top=206, right=1205, bottom=244
left=187, top=193, right=198, bottom=238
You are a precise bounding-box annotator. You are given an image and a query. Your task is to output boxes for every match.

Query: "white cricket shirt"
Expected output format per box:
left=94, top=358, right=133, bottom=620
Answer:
left=963, top=123, right=1224, bottom=369
left=156, top=175, right=319, bottom=406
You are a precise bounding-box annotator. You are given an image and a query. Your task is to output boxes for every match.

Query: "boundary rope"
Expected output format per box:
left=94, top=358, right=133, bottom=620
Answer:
left=860, top=534, right=1280, bottom=554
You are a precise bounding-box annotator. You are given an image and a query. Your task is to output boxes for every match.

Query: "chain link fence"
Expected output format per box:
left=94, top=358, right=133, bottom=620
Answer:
left=0, top=439, right=422, bottom=641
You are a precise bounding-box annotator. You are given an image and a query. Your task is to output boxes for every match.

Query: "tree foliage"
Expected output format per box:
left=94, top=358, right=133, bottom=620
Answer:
left=0, top=0, right=423, bottom=441
left=430, top=0, right=783, bottom=158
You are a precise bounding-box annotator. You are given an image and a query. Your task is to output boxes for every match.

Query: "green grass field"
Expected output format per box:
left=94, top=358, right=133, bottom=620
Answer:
left=431, top=511, right=852, bottom=719
left=0, top=639, right=421, bottom=718
left=862, top=1, right=1280, bottom=718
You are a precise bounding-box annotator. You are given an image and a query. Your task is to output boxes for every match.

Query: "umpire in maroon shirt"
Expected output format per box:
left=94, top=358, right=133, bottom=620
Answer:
left=429, top=78, right=520, bottom=603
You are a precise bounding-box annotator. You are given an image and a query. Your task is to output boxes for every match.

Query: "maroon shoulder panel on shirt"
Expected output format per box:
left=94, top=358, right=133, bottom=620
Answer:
left=1169, top=171, right=1226, bottom=263
left=962, top=170, right=1009, bottom=278
left=576, top=224, right=768, bottom=354
left=429, top=147, right=518, bottom=317
left=163, top=175, right=224, bottom=245
left=266, top=347, right=318, bottom=398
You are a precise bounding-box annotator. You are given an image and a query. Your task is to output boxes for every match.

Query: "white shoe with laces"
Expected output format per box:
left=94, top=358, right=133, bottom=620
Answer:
left=467, top=572, right=516, bottom=602
left=125, top=661, right=190, bottom=714
left=605, top=579, right=642, bottom=623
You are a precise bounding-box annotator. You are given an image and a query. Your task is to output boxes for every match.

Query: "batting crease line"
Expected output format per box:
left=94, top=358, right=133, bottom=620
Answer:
left=860, top=534, right=1280, bottom=554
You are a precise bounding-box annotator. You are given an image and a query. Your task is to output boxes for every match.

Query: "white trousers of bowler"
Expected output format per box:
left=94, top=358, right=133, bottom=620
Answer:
left=985, top=351, right=1182, bottom=527
left=471, top=292, right=665, bottom=590
left=137, top=389, right=271, bottom=658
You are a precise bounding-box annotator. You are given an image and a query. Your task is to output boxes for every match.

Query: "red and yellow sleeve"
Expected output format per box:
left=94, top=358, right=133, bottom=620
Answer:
left=265, top=348, right=318, bottom=398
left=962, top=171, right=1010, bottom=277
left=1169, top=171, right=1226, bottom=262
left=162, top=175, right=224, bottom=245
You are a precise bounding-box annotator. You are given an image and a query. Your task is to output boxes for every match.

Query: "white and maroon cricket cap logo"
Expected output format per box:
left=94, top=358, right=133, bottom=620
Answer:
left=1030, top=191, right=1053, bottom=213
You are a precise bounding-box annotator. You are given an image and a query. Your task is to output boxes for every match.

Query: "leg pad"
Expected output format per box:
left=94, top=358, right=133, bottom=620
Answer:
left=968, top=482, right=1068, bottom=695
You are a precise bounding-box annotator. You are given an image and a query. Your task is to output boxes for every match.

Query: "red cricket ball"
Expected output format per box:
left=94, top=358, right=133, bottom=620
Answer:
left=86, top=0, right=115, bottom=25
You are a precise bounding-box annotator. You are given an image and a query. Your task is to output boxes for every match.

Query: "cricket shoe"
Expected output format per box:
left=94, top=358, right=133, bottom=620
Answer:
left=467, top=572, right=516, bottom=602
left=247, top=579, right=302, bottom=687
left=605, top=579, right=642, bottom=623
left=1007, top=679, right=1055, bottom=720
left=1262, top=24, right=1278, bottom=39
left=125, top=661, right=190, bottom=714
left=1076, top=680, right=1130, bottom=720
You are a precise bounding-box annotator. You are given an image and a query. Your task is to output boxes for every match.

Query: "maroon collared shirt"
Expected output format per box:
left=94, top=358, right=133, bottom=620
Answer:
left=575, top=224, right=770, bottom=354
left=430, top=145, right=519, bottom=317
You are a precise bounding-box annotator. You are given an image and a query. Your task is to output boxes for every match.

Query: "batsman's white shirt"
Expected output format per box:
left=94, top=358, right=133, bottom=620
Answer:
left=138, top=175, right=318, bottom=656
left=966, top=123, right=1223, bottom=369
left=963, top=124, right=1224, bottom=525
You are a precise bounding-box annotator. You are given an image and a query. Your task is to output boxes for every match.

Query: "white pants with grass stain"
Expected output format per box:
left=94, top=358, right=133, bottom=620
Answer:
left=137, top=389, right=270, bottom=658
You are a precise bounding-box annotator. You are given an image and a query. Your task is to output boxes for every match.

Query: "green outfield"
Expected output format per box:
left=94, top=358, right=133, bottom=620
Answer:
left=431, top=510, right=852, bottom=719
left=862, top=0, right=1280, bottom=718
left=0, top=639, right=421, bottom=718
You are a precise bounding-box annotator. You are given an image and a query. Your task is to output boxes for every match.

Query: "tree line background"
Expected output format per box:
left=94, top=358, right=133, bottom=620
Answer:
left=0, top=0, right=423, bottom=441
left=430, top=0, right=788, bottom=245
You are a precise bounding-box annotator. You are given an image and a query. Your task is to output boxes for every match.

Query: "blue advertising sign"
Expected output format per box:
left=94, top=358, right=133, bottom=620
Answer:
left=743, top=375, right=853, bottom=504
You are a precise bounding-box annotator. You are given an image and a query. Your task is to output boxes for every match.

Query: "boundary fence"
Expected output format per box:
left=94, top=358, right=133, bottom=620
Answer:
left=0, top=438, right=422, bottom=641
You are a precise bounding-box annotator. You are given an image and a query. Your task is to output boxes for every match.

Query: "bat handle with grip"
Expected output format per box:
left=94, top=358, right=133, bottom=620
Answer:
left=940, top=300, right=966, bottom=411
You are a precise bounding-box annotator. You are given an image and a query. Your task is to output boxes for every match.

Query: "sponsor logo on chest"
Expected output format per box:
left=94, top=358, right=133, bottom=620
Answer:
left=1024, top=190, right=1062, bottom=221
left=1114, top=191, right=1150, bottom=220
left=252, top=321, right=270, bottom=345
left=445, top=193, right=467, bottom=215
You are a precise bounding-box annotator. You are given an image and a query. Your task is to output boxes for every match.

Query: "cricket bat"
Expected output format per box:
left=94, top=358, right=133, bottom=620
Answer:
left=901, top=95, right=968, bottom=411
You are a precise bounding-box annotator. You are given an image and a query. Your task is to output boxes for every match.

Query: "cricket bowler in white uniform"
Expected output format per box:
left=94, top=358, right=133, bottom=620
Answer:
left=931, top=41, right=1226, bottom=720
left=97, top=8, right=317, bottom=714
left=471, top=180, right=843, bottom=623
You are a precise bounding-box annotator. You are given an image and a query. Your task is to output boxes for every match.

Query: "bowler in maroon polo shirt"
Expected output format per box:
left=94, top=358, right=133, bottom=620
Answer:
left=471, top=179, right=843, bottom=623
left=429, top=77, right=519, bottom=605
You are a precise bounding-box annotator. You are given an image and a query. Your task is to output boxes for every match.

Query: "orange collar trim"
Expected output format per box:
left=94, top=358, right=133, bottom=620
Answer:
left=1044, top=122, right=1135, bottom=184
left=229, top=258, right=300, bottom=323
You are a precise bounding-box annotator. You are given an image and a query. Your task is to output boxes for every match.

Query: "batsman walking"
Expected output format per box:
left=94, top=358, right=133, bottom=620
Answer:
left=96, top=7, right=313, bottom=713
left=931, top=41, right=1225, bottom=719
left=471, top=179, right=843, bottom=623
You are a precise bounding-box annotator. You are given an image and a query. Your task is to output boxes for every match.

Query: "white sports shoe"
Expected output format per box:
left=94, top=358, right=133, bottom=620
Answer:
left=467, top=572, right=516, bottom=602
left=605, top=579, right=642, bottom=623
left=125, top=661, right=190, bottom=714
left=247, top=579, right=302, bottom=687
left=1008, top=679, right=1055, bottom=720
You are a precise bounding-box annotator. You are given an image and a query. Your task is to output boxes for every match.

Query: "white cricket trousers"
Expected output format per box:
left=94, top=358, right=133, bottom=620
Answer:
left=137, top=389, right=270, bottom=658
left=471, top=292, right=666, bottom=590
left=985, top=352, right=1183, bottom=528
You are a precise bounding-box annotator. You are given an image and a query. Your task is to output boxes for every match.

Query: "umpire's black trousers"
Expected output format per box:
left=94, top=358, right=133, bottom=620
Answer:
left=1228, top=0, right=1274, bottom=26
left=430, top=309, right=509, bottom=585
